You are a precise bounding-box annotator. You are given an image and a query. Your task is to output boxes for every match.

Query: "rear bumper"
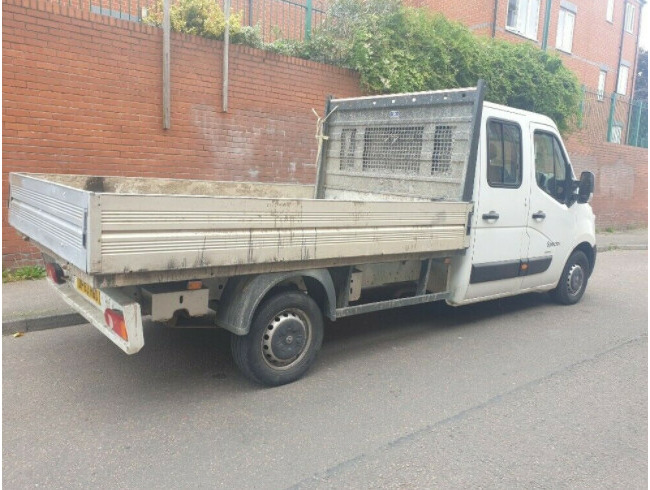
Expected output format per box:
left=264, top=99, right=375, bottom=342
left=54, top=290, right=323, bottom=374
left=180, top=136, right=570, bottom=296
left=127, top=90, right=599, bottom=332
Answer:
left=48, top=278, right=144, bottom=354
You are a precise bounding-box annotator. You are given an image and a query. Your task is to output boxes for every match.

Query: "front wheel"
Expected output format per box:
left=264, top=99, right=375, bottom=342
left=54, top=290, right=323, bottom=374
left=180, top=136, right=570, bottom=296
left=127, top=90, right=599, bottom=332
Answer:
left=231, top=291, right=324, bottom=386
left=550, top=250, right=590, bottom=305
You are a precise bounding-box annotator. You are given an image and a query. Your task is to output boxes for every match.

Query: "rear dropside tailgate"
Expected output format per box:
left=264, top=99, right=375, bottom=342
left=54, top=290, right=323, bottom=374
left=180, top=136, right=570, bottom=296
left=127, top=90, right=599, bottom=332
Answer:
left=9, top=173, right=90, bottom=271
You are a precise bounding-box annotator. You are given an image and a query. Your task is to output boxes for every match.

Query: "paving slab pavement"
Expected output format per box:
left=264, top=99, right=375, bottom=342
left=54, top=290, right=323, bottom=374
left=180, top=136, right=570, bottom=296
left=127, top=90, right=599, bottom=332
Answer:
left=2, top=279, right=83, bottom=335
left=2, top=229, right=646, bottom=334
left=596, top=228, right=648, bottom=251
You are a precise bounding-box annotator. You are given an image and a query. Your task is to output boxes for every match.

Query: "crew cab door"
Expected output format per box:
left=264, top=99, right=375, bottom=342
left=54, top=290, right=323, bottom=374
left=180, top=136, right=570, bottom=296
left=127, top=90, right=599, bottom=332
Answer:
left=522, top=124, right=575, bottom=290
left=464, top=116, right=531, bottom=300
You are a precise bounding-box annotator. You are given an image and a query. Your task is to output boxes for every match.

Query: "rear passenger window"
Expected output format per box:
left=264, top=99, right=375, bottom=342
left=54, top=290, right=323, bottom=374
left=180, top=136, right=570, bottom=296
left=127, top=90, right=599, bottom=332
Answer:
left=487, top=120, right=522, bottom=188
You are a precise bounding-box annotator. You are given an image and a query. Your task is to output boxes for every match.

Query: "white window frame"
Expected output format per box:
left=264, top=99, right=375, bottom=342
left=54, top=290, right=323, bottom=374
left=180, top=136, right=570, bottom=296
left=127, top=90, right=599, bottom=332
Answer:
left=624, top=3, right=635, bottom=33
left=597, top=71, right=607, bottom=101
left=506, top=0, right=541, bottom=40
left=555, top=8, right=575, bottom=53
left=617, top=65, right=629, bottom=95
left=606, top=0, right=614, bottom=23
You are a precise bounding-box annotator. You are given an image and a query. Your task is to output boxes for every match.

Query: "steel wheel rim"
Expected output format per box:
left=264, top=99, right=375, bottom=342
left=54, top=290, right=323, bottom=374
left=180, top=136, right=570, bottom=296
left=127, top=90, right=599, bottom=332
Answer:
left=566, top=264, right=585, bottom=296
left=261, top=308, right=312, bottom=370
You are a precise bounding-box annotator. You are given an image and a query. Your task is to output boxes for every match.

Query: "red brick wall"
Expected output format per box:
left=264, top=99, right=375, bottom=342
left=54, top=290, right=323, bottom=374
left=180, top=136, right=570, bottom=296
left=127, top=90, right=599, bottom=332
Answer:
left=566, top=136, right=648, bottom=229
left=2, top=0, right=361, bottom=268
left=406, top=0, right=494, bottom=31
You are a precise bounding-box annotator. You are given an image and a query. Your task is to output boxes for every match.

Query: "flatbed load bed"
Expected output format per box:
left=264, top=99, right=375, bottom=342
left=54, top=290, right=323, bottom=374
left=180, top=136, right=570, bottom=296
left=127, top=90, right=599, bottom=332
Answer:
left=10, top=86, right=483, bottom=288
left=9, top=172, right=472, bottom=287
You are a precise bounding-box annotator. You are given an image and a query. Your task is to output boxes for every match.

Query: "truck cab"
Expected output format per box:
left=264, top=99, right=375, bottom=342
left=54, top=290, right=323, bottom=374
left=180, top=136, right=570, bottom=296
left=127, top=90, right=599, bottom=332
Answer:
left=450, top=102, right=596, bottom=305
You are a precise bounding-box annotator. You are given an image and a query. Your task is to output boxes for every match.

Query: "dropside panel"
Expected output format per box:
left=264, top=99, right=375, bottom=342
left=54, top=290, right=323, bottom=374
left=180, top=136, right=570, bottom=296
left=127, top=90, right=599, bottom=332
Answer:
left=97, top=194, right=472, bottom=274
left=8, top=173, right=90, bottom=271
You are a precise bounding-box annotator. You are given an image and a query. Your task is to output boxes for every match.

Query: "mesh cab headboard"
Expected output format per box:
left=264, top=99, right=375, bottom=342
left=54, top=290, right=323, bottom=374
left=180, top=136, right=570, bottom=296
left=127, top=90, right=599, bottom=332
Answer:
left=316, top=84, right=484, bottom=202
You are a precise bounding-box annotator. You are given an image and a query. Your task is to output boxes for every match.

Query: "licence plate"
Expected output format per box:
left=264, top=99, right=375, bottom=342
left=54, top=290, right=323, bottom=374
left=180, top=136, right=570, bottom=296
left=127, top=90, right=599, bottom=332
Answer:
left=75, top=277, right=101, bottom=305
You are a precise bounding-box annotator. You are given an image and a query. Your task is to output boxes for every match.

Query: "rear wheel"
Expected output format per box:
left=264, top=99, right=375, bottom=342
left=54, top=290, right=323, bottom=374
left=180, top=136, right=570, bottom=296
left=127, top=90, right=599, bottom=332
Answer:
left=550, top=250, right=590, bottom=305
left=231, top=291, right=324, bottom=386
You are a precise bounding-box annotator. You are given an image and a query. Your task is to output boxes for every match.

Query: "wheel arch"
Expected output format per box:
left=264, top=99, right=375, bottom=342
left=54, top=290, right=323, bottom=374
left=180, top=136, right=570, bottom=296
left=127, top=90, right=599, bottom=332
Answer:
left=572, top=241, right=596, bottom=278
left=216, top=269, right=336, bottom=336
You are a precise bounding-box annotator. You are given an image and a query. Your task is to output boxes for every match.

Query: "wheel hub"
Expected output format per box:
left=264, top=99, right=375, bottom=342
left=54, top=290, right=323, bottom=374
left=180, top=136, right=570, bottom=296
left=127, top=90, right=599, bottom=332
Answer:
left=262, top=311, right=309, bottom=367
left=567, top=264, right=584, bottom=296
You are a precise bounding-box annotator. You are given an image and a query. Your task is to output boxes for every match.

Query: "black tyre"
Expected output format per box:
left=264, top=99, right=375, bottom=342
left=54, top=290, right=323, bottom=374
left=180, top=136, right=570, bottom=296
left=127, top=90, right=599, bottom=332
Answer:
left=550, top=250, right=590, bottom=305
left=231, top=291, right=324, bottom=386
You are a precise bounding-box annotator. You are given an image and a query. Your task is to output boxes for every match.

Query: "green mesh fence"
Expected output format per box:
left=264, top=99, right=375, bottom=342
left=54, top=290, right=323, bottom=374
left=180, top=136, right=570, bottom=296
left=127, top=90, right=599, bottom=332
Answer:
left=83, top=0, right=328, bottom=41
left=579, top=86, right=648, bottom=148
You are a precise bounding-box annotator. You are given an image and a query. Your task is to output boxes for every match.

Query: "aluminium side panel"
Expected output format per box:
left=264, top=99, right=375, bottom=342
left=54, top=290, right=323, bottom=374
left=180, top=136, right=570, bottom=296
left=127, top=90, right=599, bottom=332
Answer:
left=8, top=173, right=90, bottom=271
left=96, top=193, right=472, bottom=274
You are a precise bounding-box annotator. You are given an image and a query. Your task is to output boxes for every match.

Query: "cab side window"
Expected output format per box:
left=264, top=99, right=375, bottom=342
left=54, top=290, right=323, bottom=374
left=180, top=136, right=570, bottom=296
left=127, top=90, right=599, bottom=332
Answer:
left=534, top=132, right=568, bottom=203
left=486, top=120, right=522, bottom=188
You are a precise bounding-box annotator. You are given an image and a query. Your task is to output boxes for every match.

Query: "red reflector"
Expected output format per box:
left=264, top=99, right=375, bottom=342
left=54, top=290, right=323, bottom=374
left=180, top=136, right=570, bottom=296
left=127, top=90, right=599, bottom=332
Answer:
left=104, top=309, right=128, bottom=341
left=45, top=263, right=64, bottom=284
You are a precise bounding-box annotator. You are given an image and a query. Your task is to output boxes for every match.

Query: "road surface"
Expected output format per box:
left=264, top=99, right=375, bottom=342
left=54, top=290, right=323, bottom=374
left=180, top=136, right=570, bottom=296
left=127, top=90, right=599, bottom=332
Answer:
left=3, top=250, right=647, bottom=488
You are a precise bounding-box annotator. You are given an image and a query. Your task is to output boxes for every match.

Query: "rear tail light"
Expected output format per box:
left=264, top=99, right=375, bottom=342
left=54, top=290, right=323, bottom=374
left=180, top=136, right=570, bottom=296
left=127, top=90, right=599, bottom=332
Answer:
left=45, top=263, right=64, bottom=284
left=104, top=309, right=128, bottom=341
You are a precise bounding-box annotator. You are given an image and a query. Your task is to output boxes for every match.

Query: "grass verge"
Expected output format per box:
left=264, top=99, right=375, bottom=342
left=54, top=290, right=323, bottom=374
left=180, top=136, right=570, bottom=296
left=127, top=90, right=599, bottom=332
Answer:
left=2, top=266, right=46, bottom=283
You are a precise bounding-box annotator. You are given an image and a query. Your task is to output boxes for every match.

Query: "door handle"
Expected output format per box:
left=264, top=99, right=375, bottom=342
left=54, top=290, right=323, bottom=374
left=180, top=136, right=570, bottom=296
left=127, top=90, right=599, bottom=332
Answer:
left=482, top=211, right=499, bottom=221
left=532, top=211, right=546, bottom=220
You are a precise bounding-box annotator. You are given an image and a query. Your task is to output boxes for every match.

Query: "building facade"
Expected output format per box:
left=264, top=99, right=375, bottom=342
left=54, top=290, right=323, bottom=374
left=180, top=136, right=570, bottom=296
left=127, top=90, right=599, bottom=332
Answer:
left=408, top=0, right=645, bottom=97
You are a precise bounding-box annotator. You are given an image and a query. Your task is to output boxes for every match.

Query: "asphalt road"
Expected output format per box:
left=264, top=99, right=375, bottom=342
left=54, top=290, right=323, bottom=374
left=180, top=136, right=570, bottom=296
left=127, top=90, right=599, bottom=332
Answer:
left=3, top=250, right=647, bottom=489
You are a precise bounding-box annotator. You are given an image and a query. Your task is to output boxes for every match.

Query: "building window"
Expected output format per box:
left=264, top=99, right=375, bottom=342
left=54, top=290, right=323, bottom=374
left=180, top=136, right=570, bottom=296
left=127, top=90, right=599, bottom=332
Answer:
left=617, top=65, right=629, bottom=95
left=597, top=71, right=607, bottom=101
left=606, top=0, right=614, bottom=22
left=624, top=3, right=635, bottom=33
left=506, top=0, right=541, bottom=40
left=555, top=9, right=575, bottom=53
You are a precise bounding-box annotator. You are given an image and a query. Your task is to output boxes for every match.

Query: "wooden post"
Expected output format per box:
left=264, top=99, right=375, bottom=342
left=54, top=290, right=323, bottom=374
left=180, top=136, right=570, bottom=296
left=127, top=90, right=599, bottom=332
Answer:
left=162, top=0, right=171, bottom=129
left=223, top=0, right=231, bottom=113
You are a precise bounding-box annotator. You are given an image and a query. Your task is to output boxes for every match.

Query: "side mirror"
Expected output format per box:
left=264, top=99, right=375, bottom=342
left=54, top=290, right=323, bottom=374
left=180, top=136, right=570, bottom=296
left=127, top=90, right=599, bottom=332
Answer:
left=577, top=171, right=594, bottom=203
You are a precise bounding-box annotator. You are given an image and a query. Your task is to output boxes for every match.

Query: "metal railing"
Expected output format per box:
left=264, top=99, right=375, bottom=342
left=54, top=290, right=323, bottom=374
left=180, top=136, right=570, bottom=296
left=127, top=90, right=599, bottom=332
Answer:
left=578, top=87, right=648, bottom=148
left=90, top=0, right=143, bottom=22
left=82, top=0, right=328, bottom=41
left=228, top=0, right=328, bottom=41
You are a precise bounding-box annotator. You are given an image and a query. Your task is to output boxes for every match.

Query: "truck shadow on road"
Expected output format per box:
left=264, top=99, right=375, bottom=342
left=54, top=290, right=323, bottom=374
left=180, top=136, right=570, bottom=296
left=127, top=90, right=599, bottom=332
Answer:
left=320, top=292, right=555, bottom=363
left=113, top=291, right=555, bottom=392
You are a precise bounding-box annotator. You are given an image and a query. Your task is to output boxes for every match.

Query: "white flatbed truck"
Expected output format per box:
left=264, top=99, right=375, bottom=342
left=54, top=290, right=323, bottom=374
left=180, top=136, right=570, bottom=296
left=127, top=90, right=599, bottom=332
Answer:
left=9, top=82, right=596, bottom=385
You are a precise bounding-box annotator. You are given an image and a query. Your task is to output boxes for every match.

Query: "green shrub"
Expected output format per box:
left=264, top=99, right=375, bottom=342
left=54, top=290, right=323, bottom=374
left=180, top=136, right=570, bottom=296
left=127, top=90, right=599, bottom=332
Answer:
left=305, top=0, right=580, bottom=132
left=265, top=38, right=303, bottom=57
left=144, top=0, right=244, bottom=39
left=231, top=25, right=264, bottom=49
left=476, top=40, right=581, bottom=132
